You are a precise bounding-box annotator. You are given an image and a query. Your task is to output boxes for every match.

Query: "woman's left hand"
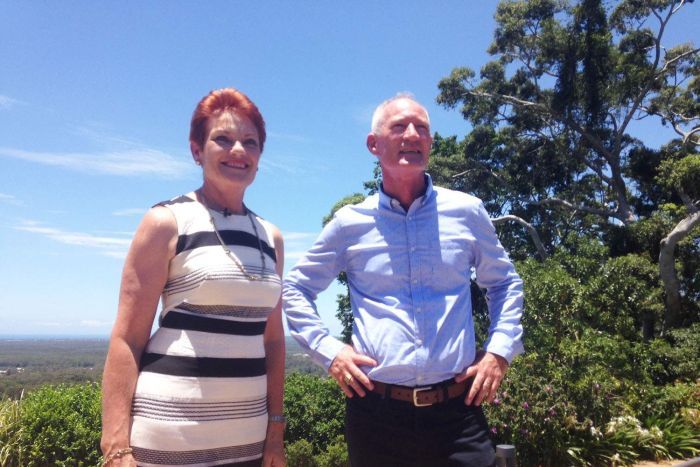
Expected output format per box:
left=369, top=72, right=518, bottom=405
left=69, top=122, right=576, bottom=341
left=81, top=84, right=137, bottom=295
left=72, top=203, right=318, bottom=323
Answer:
left=263, top=424, right=286, bottom=467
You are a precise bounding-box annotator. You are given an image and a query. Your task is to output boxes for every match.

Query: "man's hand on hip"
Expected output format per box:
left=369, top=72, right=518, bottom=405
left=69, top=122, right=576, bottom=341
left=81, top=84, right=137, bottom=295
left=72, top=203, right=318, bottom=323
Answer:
left=329, top=345, right=377, bottom=398
left=455, top=350, right=509, bottom=406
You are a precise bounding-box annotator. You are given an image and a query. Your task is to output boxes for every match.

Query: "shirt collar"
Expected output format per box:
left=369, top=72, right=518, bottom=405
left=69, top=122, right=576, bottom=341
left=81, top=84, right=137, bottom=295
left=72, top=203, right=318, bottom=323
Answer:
left=378, top=174, right=435, bottom=211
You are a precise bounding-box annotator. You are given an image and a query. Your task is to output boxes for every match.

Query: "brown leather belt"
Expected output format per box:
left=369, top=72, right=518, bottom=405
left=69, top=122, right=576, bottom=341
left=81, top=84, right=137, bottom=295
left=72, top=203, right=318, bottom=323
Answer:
left=370, top=379, right=467, bottom=407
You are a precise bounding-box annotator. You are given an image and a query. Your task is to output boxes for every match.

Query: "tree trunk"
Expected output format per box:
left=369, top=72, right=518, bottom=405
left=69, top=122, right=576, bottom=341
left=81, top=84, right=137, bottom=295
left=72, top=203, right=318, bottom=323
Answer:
left=658, top=210, right=700, bottom=330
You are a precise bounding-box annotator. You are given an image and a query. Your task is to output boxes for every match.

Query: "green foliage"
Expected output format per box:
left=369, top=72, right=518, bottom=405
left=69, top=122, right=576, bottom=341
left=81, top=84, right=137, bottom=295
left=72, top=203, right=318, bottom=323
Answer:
left=284, top=373, right=345, bottom=454
left=285, top=374, right=349, bottom=467
left=286, top=436, right=349, bottom=467
left=477, top=250, right=700, bottom=465
left=657, top=153, right=700, bottom=201
left=286, top=439, right=316, bottom=467
left=315, top=435, right=349, bottom=467
left=1, top=383, right=102, bottom=467
left=0, top=398, right=22, bottom=466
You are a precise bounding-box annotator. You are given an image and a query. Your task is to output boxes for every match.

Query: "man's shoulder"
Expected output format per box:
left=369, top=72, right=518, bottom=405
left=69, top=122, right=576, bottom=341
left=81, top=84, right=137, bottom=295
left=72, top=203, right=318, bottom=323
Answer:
left=333, top=194, right=380, bottom=221
left=433, top=186, right=483, bottom=210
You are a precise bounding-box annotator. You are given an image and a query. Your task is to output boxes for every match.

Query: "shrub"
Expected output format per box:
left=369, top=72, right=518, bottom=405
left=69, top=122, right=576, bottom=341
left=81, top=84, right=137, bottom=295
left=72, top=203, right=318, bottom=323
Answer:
left=0, top=398, right=23, bottom=466
left=284, top=373, right=345, bottom=454
left=316, top=435, right=349, bottom=467
left=286, top=439, right=317, bottom=467
left=15, top=383, right=102, bottom=466
left=287, top=435, right=350, bottom=467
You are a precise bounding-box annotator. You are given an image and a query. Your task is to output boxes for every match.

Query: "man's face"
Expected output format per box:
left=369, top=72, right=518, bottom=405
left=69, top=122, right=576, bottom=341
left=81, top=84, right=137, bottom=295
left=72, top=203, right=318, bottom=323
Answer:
left=367, top=99, right=432, bottom=178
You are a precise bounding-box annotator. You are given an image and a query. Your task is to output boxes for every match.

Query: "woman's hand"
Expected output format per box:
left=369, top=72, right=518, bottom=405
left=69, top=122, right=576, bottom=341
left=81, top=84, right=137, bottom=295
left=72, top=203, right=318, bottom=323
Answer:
left=102, top=450, right=137, bottom=467
left=263, top=422, right=286, bottom=467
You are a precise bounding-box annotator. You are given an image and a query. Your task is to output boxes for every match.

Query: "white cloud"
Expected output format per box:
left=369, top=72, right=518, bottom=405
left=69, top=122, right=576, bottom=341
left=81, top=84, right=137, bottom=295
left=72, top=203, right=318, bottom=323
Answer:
left=283, top=231, right=319, bottom=242
left=79, top=319, right=113, bottom=328
left=15, top=220, right=131, bottom=259
left=282, top=231, right=319, bottom=264
left=112, top=208, right=146, bottom=217
left=267, top=131, right=311, bottom=144
left=353, top=103, right=375, bottom=128
left=0, top=193, right=22, bottom=206
left=35, top=321, right=62, bottom=328
left=71, top=123, right=144, bottom=148
left=0, top=147, right=193, bottom=178
left=259, top=155, right=311, bottom=175
left=0, top=95, right=23, bottom=110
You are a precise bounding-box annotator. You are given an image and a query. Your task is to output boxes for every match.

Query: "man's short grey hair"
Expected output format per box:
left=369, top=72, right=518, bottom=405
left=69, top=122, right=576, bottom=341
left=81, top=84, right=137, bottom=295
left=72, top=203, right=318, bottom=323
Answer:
left=370, top=92, right=430, bottom=134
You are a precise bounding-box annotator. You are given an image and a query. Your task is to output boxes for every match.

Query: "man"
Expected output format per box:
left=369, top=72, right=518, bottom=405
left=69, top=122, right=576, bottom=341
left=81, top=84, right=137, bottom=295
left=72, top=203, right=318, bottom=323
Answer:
left=283, top=94, right=524, bottom=466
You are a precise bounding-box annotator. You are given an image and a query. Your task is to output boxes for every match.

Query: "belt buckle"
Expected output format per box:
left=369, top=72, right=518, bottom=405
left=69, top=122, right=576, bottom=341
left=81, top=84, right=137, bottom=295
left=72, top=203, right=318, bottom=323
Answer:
left=412, top=386, right=433, bottom=407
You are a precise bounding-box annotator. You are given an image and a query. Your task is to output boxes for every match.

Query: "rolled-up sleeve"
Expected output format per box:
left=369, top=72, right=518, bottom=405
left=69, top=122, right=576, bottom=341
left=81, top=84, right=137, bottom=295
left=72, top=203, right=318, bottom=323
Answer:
left=283, top=216, right=347, bottom=370
left=470, top=202, right=524, bottom=363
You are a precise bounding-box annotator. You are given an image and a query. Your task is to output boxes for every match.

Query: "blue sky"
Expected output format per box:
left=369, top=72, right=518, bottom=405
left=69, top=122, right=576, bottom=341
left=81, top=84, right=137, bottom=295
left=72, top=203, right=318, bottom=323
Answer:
left=1, top=2, right=697, bottom=336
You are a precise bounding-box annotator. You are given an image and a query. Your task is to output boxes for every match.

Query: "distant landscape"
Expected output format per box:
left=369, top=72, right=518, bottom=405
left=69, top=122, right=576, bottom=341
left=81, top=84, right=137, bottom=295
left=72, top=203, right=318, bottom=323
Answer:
left=0, top=336, right=323, bottom=399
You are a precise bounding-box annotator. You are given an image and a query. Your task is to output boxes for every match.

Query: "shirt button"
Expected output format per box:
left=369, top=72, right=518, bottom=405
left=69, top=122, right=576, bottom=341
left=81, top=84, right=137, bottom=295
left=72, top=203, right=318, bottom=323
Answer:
left=410, top=246, right=416, bottom=252
left=416, top=339, right=423, bottom=346
left=408, top=216, right=413, bottom=221
left=417, top=307, right=422, bottom=312
left=412, top=279, right=418, bottom=284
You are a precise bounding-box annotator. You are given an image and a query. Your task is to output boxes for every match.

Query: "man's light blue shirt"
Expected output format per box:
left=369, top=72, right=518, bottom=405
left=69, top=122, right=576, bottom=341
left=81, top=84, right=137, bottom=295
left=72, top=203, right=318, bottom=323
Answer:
left=283, top=176, right=524, bottom=386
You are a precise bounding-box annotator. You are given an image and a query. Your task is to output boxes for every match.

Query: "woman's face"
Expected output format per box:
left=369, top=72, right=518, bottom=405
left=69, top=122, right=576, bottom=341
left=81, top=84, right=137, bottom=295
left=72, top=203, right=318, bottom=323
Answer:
left=194, top=111, right=261, bottom=192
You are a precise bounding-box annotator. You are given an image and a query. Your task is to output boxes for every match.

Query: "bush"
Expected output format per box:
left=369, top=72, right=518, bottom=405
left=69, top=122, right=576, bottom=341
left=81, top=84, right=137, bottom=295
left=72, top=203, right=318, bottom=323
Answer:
left=316, top=435, right=349, bottom=467
left=12, top=383, right=101, bottom=467
left=0, top=398, right=23, bottom=466
left=287, top=439, right=316, bottom=467
left=482, top=250, right=700, bottom=466
left=285, top=373, right=346, bottom=454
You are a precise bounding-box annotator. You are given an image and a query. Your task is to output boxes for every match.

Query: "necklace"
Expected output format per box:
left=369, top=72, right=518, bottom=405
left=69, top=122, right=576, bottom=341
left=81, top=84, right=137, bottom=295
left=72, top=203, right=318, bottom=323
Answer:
left=196, top=190, right=267, bottom=281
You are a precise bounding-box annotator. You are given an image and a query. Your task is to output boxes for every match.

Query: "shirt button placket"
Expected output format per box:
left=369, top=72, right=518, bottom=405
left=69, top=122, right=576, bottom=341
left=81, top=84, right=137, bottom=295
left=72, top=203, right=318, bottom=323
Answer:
left=406, top=208, right=425, bottom=382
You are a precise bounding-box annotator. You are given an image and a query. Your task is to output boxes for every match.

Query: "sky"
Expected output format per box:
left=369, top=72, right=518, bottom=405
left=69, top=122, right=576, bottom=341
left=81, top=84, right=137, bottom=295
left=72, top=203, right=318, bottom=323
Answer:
left=1, top=2, right=698, bottom=337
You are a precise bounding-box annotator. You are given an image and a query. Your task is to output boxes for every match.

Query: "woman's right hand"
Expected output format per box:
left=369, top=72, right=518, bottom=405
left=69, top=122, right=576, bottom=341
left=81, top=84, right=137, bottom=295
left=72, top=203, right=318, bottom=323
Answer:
left=108, top=453, right=137, bottom=467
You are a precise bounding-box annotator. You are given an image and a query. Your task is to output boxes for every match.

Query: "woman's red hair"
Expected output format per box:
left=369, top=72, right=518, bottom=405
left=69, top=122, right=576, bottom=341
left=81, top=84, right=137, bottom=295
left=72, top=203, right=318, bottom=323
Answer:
left=189, top=88, right=266, bottom=152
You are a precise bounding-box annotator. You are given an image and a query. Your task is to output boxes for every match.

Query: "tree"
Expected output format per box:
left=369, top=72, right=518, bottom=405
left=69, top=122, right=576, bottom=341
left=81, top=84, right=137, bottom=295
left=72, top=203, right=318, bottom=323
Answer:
left=435, top=0, right=699, bottom=330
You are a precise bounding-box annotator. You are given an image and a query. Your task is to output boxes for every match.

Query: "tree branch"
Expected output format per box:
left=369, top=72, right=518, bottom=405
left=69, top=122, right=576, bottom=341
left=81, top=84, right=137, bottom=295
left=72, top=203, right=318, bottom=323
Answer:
left=492, top=214, right=548, bottom=261
left=656, top=47, right=700, bottom=77
left=466, top=90, right=616, bottom=162
left=615, top=2, right=676, bottom=150
left=535, top=197, right=623, bottom=221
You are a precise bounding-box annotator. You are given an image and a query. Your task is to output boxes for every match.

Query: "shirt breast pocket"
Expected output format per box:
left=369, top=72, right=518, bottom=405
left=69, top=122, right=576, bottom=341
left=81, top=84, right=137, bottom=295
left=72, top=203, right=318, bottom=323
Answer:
left=426, top=238, right=472, bottom=291
left=346, top=243, right=403, bottom=279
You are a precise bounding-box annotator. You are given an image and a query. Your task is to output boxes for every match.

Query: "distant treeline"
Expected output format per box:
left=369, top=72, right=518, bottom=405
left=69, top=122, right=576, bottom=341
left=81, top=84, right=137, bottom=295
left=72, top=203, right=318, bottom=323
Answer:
left=0, top=337, right=323, bottom=399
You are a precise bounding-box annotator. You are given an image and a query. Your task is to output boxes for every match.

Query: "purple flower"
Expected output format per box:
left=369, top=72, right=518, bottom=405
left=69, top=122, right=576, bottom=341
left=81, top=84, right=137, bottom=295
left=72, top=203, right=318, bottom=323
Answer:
left=493, top=398, right=501, bottom=406
left=522, top=402, right=530, bottom=410
left=491, top=427, right=498, bottom=434
left=549, top=409, right=557, bottom=417
left=545, top=385, right=552, bottom=393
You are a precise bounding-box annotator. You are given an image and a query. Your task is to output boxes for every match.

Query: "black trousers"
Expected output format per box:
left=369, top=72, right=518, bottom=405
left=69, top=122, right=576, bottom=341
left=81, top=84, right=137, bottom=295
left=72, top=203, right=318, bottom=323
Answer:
left=345, top=391, right=496, bottom=467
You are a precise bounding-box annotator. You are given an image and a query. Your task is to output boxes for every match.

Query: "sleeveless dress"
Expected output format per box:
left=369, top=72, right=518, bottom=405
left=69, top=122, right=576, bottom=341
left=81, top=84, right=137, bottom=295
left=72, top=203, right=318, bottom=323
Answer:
left=129, top=194, right=281, bottom=467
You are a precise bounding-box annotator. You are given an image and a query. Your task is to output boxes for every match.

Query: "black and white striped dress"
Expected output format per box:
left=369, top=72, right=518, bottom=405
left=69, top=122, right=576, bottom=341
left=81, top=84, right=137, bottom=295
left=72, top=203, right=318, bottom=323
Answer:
left=129, top=194, right=281, bottom=467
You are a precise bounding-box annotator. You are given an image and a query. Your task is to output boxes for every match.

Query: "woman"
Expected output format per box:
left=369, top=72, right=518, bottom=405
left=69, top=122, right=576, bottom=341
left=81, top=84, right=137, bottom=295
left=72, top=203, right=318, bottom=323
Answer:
left=101, top=88, right=286, bottom=467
